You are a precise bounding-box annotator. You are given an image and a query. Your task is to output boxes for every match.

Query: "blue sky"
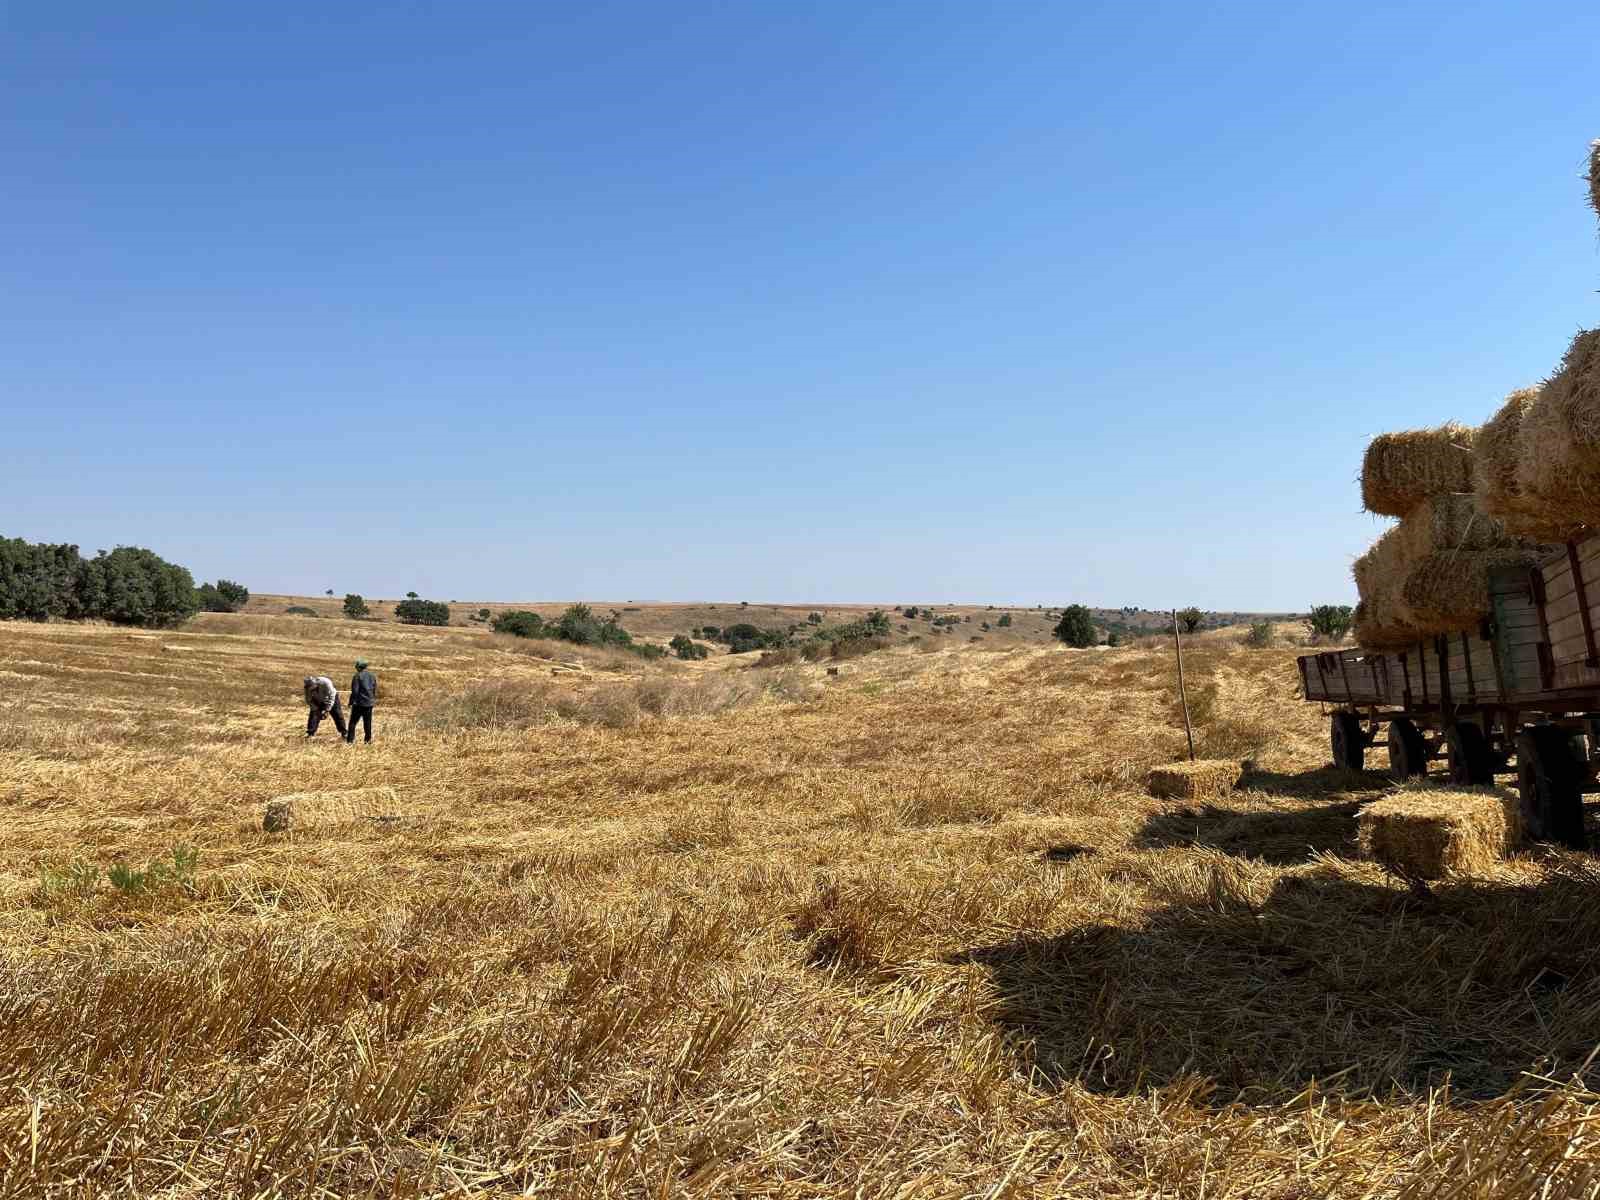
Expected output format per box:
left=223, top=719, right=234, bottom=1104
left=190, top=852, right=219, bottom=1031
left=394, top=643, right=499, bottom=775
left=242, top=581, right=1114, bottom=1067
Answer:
left=4, top=3, right=1598, bottom=609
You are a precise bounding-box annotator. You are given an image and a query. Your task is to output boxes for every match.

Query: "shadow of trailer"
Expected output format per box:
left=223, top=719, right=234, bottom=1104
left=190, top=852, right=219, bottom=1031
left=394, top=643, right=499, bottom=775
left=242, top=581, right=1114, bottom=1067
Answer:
left=1301, top=544, right=1600, bottom=849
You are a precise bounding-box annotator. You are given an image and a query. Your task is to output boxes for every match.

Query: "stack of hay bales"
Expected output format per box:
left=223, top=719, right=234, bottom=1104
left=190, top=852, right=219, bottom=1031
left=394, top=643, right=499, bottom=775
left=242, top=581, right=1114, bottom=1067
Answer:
left=1358, top=787, right=1521, bottom=879
left=1352, top=429, right=1544, bottom=648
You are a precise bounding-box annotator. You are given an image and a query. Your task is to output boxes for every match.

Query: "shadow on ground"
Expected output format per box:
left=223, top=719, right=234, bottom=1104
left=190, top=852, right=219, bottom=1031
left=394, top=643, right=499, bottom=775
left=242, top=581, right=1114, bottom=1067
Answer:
left=956, top=860, right=1600, bottom=1103
left=1136, top=766, right=1388, bottom=865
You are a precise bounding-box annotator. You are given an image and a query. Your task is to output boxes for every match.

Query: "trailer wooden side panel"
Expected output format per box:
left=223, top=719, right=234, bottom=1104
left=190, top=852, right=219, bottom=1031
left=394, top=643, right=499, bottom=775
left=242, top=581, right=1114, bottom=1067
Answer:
left=1302, top=649, right=1390, bottom=704
left=1542, top=538, right=1600, bottom=682
left=1490, top=565, right=1546, bottom=696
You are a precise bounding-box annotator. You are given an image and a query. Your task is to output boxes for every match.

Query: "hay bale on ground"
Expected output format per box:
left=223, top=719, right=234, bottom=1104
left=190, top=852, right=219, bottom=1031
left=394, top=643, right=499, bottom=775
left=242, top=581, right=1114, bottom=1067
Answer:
left=263, top=786, right=401, bottom=832
left=1147, top=760, right=1238, bottom=801
left=1516, top=330, right=1600, bottom=535
left=1361, top=424, right=1476, bottom=517
left=1358, top=788, right=1521, bottom=879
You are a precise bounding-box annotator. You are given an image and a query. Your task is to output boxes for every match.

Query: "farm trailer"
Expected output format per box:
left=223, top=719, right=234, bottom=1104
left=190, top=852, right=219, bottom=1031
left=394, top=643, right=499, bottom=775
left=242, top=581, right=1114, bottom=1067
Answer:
left=1300, top=537, right=1600, bottom=847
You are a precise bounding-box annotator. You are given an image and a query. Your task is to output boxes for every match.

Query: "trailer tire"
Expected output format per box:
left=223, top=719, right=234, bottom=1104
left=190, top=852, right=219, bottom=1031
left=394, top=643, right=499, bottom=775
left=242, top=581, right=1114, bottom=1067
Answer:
left=1516, top=727, right=1586, bottom=848
left=1386, top=717, right=1427, bottom=781
left=1446, top=721, right=1495, bottom=786
left=1331, top=712, right=1364, bottom=770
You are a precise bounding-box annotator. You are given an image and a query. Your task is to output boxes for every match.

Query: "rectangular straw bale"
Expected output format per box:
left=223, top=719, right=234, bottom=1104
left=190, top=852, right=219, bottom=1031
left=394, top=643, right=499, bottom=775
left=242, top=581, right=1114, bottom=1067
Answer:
left=1399, top=548, right=1547, bottom=629
left=1352, top=597, right=1420, bottom=651
left=1516, top=330, right=1600, bottom=536
left=1361, top=424, right=1476, bottom=517
left=1147, top=760, right=1238, bottom=801
left=1474, top=387, right=1578, bottom=541
left=1590, top=138, right=1600, bottom=223
left=263, top=786, right=402, bottom=832
left=1358, top=788, right=1521, bottom=879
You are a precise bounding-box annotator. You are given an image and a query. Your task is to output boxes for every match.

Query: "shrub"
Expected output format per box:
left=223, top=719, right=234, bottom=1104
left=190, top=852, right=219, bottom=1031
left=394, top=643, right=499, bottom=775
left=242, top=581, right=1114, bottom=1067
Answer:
left=997, top=614, right=1012, bottom=627
left=1178, top=606, right=1205, bottom=634
left=395, top=598, right=451, bottom=626
left=755, top=646, right=802, bottom=668
left=1106, top=631, right=1120, bottom=647
left=216, top=579, right=248, bottom=610
left=807, top=612, right=823, bottom=624
left=1052, top=605, right=1096, bottom=649
left=478, top=607, right=492, bottom=620
left=700, top=625, right=720, bottom=639
left=493, top=609, right=549, bottom=638
left=719, top=623, right=786, bottom=654
left=1305, top=604, right=1354, bottom=642
left=670, top=634, right=709, bottom=660
left=196, top=583, right=230, bottom=613
left=903, top=606, right=919, bottom=619
left=1244, top=620, right=1274, bottom=648
left=285, top=605, right=319, bottom=616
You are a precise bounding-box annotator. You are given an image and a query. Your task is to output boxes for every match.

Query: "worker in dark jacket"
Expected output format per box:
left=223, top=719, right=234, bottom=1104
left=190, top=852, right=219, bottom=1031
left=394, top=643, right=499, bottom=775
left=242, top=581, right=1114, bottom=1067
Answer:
left=303, top=674, right=347, bottom=739
left=346, top=658, right=378, bottom=743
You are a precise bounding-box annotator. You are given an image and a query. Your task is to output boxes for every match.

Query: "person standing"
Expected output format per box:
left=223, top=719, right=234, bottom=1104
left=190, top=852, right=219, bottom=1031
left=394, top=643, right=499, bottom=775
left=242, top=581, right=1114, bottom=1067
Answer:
left=303, top=674, right=347, bottom=739
left=346, top=658, right=378, bottom=743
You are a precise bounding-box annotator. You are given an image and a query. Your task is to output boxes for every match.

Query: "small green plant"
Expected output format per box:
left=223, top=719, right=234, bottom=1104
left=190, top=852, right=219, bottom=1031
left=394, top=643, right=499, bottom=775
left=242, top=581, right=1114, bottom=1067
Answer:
left=108, top=844, right=199, bottom=896
left=285, top=605, right=319, bottom=617
left=1244, top=620, right=1274, bottom=648
left=1105, top=631, right=1121, bottom=647
left=807, top=612, right=823, bottom=624
left=37, top=859, right=100, bottom=901
left=671, top=634, right=709, bottom=660
left=1178, top=606, right=1205, bottom=634
left=997, top=613, right=1012, bottom=627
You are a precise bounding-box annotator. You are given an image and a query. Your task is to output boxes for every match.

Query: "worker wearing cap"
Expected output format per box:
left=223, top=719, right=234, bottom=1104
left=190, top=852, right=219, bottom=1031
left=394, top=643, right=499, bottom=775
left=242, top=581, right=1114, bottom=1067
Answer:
left=346, top=658, right=379, bottom=744
left=302, top=674, right=347, bottom=739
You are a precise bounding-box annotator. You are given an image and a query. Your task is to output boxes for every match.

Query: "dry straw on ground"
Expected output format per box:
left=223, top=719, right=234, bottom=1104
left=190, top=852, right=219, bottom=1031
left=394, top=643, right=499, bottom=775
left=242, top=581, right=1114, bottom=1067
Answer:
left=1358, top=787, right=1522, bottom=879
left=1146, top=759, right=1238, bottom=801
left=1360, top=423, right=1476, bottom=517
left=263, top=785, right=402, bottom=831
left=6, top=614, right=1600, bottom=1195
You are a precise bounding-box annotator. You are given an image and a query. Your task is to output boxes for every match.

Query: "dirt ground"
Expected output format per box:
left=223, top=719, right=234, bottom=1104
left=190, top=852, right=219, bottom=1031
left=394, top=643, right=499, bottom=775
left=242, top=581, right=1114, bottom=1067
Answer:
left=2, top=614, right=1598, bottom=1197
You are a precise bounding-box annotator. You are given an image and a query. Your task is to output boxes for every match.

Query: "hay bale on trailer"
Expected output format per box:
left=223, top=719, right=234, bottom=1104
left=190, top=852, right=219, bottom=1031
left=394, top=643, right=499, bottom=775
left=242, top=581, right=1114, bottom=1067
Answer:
left=1358, top=788, right=1521, bottom=879
left=263, top=786, right=402, bottom=832
left=1474, top=387, right=1579, bottom=541
left=1515, top=330, right=1600, bottom=536
left=1147, top=760, right=1238, bottom=801
left=1360, top=424, right=1476, bottom=517
left=1590, top=138, right=1600, bottom=223
left=1399, top=548, right=1548, bottom=628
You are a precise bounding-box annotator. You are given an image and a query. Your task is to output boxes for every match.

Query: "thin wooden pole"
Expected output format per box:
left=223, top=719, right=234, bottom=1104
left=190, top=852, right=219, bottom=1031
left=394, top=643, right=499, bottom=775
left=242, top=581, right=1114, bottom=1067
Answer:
left=1173, top=608, right=1196, bottom=762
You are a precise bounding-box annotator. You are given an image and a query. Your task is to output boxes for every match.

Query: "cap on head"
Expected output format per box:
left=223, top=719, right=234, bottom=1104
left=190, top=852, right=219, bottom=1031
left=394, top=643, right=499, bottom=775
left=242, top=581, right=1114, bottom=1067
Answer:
left=303, top=675, right=314, bottom=686
left=355, top=658, right=369, bottom=669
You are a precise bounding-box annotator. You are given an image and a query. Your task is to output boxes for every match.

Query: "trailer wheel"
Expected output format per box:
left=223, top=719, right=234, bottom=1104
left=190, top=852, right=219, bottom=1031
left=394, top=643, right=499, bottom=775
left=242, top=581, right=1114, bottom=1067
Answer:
left=1386, top=717, right=1428, bottom=781
left=1331, top=712, right=1364, bottom=770
left=1446, top=721, right=1495, bottom=786
left=1516, top=726, right=1586, bottom=848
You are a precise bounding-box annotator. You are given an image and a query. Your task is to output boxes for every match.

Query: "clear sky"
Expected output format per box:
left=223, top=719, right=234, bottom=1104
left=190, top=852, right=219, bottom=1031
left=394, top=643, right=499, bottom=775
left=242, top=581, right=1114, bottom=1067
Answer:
left=5, top=3, right=1598, bottom=609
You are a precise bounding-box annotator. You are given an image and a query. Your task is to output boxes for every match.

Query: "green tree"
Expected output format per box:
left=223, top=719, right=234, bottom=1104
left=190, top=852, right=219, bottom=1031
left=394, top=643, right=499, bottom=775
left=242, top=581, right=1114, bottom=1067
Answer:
left=406, top=591, right=419, bottom=600
left=395, top=598, right=450, bottom=626
left=1305, top=604, right=1355, bottom=642
left=343, top=593, right=369, bottom=620
left=1178, top=606, right=1205, bottom=634
left=807, top=612, right=823, bottom=624
left=215, top=580, right=249, bottom=610
left=670, top=634, right=709, bottom=660
left=1052, top=604, right=1097, bottom=649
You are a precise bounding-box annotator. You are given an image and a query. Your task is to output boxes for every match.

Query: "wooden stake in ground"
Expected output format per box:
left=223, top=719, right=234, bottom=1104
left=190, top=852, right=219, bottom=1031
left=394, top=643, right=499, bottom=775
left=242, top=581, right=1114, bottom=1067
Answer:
left=1172, top=608, right=1195, bottom=762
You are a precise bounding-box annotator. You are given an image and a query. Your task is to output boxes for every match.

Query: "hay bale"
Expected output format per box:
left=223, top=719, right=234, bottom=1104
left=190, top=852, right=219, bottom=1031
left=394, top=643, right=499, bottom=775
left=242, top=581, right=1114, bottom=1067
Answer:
left=1147, top=760, right=1238, bottom=801
left=1516, top=331, right=1600, bottom=535
left=1399, top=548, right=1547, bottom=628
left=262, top=786, right=401, bottom=832
left=1590, top=139, right=1600, bottom=223
left=1358, top=788, right=1521, bottom=879
left=1361, top=424, right=1476, bottom=517
left=1474, top=387, right=1577, bottom=540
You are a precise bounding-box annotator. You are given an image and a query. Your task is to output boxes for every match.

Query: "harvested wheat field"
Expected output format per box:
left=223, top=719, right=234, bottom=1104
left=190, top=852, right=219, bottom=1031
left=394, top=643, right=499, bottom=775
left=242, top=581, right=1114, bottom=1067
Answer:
left=6, top=614, right=1600, bottom=1197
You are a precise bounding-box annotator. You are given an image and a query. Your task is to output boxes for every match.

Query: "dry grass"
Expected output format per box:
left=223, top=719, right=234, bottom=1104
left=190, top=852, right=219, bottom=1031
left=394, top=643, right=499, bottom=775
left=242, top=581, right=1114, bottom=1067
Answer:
left=1360, top=423, right=1477, bottom=517
left=4, top=617, right=1600, bottom=1195
left=1359, top=787, right=1523, bottom=879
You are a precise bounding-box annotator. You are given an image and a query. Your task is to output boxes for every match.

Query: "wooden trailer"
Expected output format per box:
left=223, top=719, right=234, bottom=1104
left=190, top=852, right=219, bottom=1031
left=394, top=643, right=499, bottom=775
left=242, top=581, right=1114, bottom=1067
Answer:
left=1301, top=538, right=1600, bottom=847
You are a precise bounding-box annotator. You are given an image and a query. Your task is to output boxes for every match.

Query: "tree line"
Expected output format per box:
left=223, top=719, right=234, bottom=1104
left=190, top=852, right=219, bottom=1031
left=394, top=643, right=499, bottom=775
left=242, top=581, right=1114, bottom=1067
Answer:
left=0, top=536, right=246, bottom=627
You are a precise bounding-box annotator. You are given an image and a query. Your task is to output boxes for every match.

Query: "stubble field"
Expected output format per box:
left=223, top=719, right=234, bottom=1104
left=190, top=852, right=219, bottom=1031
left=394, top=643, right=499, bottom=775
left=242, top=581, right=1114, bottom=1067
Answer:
left=2, top=613, right=1600, bottom=1197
